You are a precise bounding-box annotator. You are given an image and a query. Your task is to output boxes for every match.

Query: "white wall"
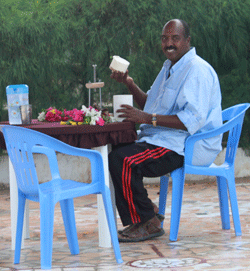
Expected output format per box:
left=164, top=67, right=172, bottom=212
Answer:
left=0, top=152, right=91, bottom=185
left=0, top=148, right=249, bottom=186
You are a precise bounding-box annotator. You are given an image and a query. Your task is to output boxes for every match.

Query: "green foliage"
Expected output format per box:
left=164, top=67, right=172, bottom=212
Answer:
left=0, top=0, right=73, bottom=118
left=219, top=59, right=250, bottom=148
left=0, top=0, right=249, bottom=147
left=187, top=0, right=250, bottom=75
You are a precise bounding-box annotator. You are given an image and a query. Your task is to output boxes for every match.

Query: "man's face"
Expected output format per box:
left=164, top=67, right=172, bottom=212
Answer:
left=161, top=20, right=190, bottom=65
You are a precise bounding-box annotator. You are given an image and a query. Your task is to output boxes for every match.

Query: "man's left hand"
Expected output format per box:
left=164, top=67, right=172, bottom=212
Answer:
left=116, top=105, right=150, bottom=123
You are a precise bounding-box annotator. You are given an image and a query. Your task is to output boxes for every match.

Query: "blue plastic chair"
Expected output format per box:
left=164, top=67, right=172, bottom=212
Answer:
left=159, top=103, right=250, bottom=241
left=0, top=125, right=123, bottom=269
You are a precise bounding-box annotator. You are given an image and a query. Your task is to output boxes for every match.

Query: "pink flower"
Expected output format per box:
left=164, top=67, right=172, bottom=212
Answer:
left=66, top=110, right=74, bottom=118
left=73, top=114, right=83, bottom=122
left=45, top=111, right=54, bottom=121
left=61, top=116, right=69, bottom=121
left=45, top=108, right=62, bottom=122
left=39, top=106, right=108, bottom=125
left=96, top=117, right=105, bottom=126
left=71, top=109, right=84, bottom=122
left=61, top=109, right=70, bottom=121
left=56, top=109, right=62, bottom=115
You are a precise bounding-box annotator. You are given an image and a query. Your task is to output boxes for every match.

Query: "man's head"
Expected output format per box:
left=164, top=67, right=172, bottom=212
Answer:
left=161, top=19, right=191, bottom=65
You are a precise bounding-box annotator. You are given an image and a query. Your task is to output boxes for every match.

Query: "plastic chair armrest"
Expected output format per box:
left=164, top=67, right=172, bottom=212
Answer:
left=184, top=118, right=238, bottom=165
left=33, top=140, right=104, bottom=184
left=32, top=146, right=61, bottom=179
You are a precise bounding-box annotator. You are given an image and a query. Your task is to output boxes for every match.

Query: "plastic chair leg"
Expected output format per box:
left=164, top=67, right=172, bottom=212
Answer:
left=159, top=175, right=169, bottom=228
left=227, top=175, right=242, bottom=236
left=60, top=199, right=79, bottom=255
left=216, top=176, right=230, bottom=230
left=40, top=196, right=55, bottom=270
left=14, top=194, right=26, bottom=264
left=101, top=186, right=123, bottom=264
left=169, top=168, right=185, bottom=241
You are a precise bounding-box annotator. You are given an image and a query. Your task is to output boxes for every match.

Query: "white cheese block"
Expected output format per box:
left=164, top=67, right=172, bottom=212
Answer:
left=109, top=55, right=130, bottom=73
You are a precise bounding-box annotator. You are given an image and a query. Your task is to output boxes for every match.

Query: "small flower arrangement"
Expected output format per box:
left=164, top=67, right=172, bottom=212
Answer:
left=37, top=106, right=112, bottom=126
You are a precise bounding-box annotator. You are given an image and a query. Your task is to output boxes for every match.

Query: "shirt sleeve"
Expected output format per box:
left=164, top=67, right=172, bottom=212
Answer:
left=176, top=66, right=219, bottom=135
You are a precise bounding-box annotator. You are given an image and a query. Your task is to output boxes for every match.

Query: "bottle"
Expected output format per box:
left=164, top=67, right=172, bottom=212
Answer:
left=6, top=84, right=29, bottom=125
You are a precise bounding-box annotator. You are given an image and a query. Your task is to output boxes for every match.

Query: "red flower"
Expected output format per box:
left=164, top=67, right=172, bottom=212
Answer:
left=45, top=109, right=62, bottom=122
left=96, top=117, right=105, bottom=126
left=39, top=106, right=109, bottom=126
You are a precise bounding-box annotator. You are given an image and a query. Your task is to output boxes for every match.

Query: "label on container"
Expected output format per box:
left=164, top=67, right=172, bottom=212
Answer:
left=8, top=106, right=22, bottom=125
left=7, top=93, right=29, bottom=106
left=6, top=84, right=29, bottom=124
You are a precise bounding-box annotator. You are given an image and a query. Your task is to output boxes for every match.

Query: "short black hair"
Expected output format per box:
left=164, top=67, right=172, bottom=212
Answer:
left=179, top=19, right=190, bottom=39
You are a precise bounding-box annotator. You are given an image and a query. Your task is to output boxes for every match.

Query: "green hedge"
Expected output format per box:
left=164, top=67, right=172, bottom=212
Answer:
left=0, top=0, right=249, bottom=147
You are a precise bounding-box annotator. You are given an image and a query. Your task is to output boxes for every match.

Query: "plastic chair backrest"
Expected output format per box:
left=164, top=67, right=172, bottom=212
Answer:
left=184, top=103, right=250, bottom=166
left=222, top=103, right=250, bottom=165
left=0, top=125, right=104, bottom=197
left=1, top=126, right=40, bottom=196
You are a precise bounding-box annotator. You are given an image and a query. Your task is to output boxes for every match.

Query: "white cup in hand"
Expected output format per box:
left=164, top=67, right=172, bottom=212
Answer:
left=113, top=95, right=133, bottom=122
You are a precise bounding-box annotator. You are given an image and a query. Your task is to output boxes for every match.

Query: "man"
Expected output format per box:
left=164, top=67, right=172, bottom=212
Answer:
left=109, top=19, right=222, bottom=242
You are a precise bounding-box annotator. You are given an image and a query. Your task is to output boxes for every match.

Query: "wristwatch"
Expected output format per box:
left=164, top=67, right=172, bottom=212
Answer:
left=152, top=113, right=157, bottom=127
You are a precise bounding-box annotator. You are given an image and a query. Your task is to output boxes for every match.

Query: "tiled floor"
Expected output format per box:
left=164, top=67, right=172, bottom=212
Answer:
left=1, top=179, right=250, bottom=271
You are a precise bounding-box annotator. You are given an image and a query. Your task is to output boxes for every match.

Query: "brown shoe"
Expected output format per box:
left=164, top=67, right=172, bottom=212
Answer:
left=152, top=202, right=165, bottom=222
left=118, top=223, right=139, bottom=235
left=152, top=202, right=159, bottom=213
left=118, top=216, right=165, bottom=242
left=118, top=202, right=164, bottom=234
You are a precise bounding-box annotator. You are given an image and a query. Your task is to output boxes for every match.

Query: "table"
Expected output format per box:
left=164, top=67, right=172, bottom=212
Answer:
left=0, top=120, right=137, bottom=250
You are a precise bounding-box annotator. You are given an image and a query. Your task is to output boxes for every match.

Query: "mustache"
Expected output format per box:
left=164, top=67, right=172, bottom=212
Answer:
left=165, top=46, right=177, bottom=50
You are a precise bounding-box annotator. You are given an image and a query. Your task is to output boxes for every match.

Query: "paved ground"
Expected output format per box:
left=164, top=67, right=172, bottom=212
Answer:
left=1, top=179, right=250, bottom=270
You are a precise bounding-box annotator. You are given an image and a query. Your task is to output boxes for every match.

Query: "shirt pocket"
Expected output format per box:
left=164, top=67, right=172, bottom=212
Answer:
left=161, top=87, right=177, bottom=112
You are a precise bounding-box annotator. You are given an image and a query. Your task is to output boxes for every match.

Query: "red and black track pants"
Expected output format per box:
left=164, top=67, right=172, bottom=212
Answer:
left=108, top=142, right=184, bottom=226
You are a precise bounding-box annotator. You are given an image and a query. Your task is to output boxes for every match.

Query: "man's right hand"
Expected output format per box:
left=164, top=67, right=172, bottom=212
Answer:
left=110, top=70, right=134, bottom=87
left=110, top=69, right=147, bottom=110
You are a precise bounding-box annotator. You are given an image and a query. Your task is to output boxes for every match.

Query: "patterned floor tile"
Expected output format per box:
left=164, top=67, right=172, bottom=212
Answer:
left=1, top=181, right=250, bottom=270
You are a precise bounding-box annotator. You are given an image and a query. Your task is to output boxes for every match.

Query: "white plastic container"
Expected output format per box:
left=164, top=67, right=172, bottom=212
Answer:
left=109, top=56, right=130, bottom=73
left=6, top=84, right=29, bottom=125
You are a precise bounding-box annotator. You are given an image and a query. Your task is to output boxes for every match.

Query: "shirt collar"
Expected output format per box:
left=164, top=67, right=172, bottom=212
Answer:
left=163, top=47, right=196, bottom=74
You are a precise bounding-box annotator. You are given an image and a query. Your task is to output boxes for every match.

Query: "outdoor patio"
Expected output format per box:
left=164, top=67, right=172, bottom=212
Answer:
left=1, top=179, right=250, bottom=271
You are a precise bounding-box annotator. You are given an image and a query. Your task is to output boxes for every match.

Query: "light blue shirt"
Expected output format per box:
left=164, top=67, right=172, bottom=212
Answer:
left=137, top=47, right=222, bottom=166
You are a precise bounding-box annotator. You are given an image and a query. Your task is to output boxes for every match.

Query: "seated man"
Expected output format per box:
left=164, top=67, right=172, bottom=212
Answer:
left=109, top=19, right=222, bottom=242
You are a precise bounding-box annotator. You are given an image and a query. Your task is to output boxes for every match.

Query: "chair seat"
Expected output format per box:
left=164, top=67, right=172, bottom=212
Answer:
left=40, top=179, right=90, bottom=193
left=186, top=161, right=231, bottom=176
left=39, top=179, right=102, bottom=202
